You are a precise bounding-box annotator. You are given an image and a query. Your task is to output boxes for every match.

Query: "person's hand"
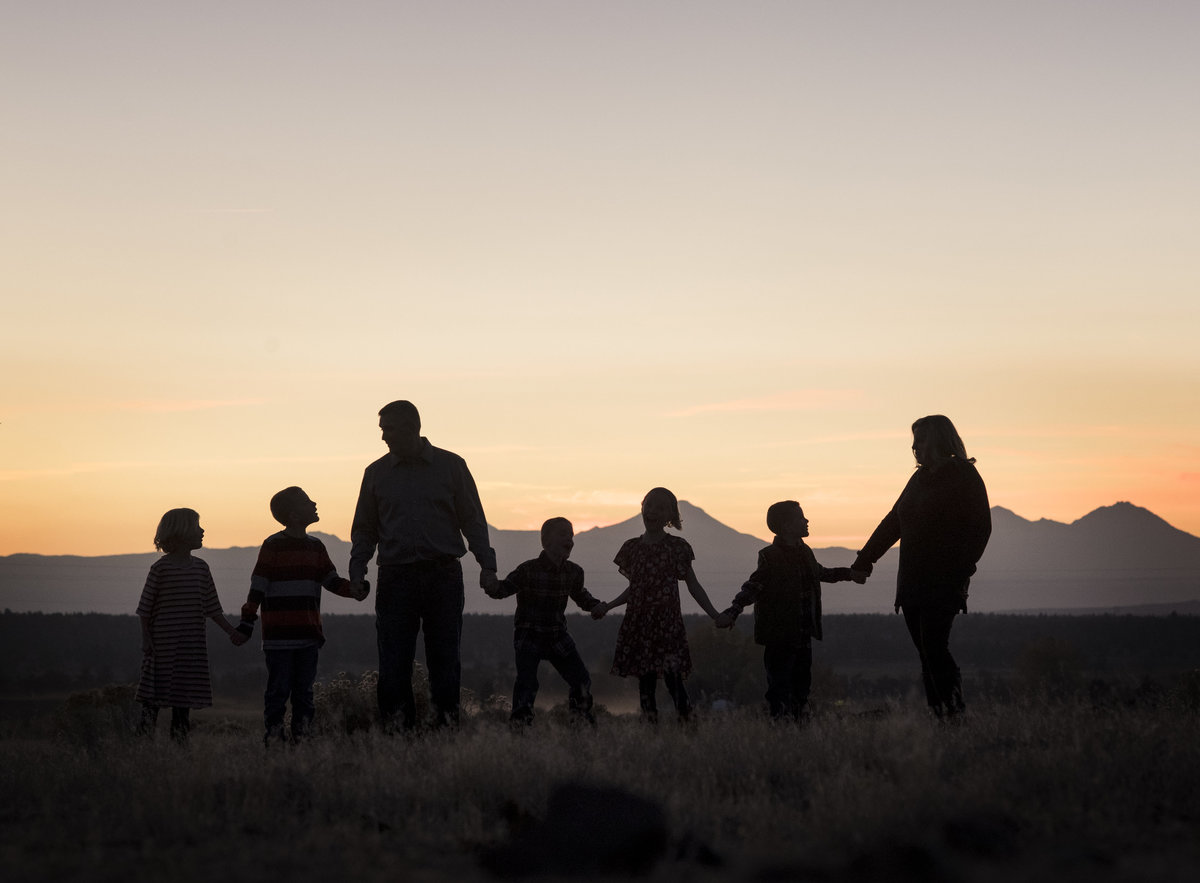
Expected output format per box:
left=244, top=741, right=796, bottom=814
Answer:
left=714, top=611, right=736, bottom=629
left=230, top=630, right=249, bottom=646
left=850, top=569, right=869, bottom=585
left=591, top=602, right=608, bottom=620
left=350, top=580, right=371, bottom=602
left=480, top=569, right=498, bottom=592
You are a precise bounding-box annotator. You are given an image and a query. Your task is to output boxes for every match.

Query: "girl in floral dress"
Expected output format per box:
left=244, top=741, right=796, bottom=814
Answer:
left=592, top=488, right=720, bottom=721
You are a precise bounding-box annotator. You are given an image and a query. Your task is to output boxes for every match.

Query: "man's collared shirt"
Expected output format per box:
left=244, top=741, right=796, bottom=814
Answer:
left=350, top=438, right=496, bottom=581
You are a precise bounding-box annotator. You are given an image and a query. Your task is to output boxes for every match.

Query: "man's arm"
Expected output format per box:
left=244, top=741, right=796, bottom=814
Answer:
left=451, top=456, right=497, bottom=573
left=349, top=467, right=379, bottom=584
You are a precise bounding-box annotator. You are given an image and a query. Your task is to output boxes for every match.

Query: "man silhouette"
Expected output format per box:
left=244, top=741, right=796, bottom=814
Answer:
left=350, top=400, right=497, bottom=729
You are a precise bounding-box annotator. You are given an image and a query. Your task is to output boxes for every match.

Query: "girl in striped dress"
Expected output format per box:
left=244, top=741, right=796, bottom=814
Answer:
left=136, top=508, right=244, bottom=740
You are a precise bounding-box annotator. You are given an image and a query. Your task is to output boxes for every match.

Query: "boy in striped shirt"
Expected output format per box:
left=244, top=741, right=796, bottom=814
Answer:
left=238, top=486, right=369, bottom=744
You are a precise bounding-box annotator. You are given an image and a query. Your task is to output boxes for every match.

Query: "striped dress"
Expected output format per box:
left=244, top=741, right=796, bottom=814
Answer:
left=135, top=556, right=224, bottom=708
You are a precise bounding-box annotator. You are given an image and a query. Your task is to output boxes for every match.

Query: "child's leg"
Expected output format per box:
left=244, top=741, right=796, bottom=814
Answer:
left=170, top=707, right=190, bottom=742
left=511, top=647, right=541, bottom=724
left=263, top=649, right=292, bottom=740
left=793, top=638, right=813, bottom=717
left=763, top=645, right=798, bottom=718
left=547, top=645, right=594, bottom=721
left=138, top=704, right=159, bottom=736
left=663, top=671, right=691, bottom=720
left=637, top=673, right=659, bottom=721
left=290, top=646, right=320, bottom=740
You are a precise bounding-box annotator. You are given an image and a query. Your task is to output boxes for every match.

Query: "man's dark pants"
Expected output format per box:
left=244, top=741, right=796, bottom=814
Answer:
left=763, top=638, right=812, bottom=719
left=376, top=559, right=465, bottom=729
left=264, top=646, right=320, bottom=737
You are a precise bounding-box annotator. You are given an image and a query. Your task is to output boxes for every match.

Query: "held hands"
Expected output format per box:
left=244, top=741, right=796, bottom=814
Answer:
left=350, top=580, right=371, bottom=602
left=230, top=630, right=249, bottom=646
left=591, top=602, right=609, bottom=620
left=850, top=569, right=869, bottom=585
left=714, top=610, right=736, bottom=630
left=480, top=569, right=499, bottom=593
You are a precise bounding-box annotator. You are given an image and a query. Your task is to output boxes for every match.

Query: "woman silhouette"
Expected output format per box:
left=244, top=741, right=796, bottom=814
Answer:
left=852, top=416, right=991, bottom=718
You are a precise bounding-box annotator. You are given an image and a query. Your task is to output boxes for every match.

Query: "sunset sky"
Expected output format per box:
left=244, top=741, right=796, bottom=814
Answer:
left=3, top=2, right=1198, bottom=558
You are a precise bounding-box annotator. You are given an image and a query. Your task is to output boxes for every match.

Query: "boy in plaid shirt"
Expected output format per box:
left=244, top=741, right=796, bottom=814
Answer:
left=487, top=517, right=602, bottom=725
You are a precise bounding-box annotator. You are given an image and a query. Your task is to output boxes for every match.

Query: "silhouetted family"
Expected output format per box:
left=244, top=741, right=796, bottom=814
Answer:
left=134, top=403, right=990, bottom=742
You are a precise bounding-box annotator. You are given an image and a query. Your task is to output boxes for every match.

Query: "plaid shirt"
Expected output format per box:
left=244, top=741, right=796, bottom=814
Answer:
left=494, top=553, right=600, bottom=654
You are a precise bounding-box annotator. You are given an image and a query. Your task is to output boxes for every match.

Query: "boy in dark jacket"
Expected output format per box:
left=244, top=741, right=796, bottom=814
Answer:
left=716, top=501, right=864, bottom=720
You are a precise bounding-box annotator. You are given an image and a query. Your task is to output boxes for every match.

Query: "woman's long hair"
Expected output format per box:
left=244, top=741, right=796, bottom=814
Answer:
left=912, top=415, right=975, bottom=465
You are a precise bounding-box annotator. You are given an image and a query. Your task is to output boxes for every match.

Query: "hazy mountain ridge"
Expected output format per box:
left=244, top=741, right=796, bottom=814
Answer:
left=2, top=502, right=1197, bottom=616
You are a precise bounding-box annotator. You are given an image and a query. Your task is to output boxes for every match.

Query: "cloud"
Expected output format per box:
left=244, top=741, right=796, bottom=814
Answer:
left=666, top=390, right=864, bottom=418
left=0, top=462, right=150, bottom=481
left=458, top=445, right=543, bottom=455
left=0, top=453, right=370, bottom=481
left=113, top=399, right=265, bottom=413
left=541, top=490, right=644, bottom=508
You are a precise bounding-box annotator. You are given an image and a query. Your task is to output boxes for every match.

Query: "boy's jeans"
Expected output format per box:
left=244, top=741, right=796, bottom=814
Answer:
left=763, top=638, right=812, bottom=719
left=264, top=646, right=320, bottom=737
left=511, top=644, right=593, bottom=723
left=376, top=559, right=465, bottom=729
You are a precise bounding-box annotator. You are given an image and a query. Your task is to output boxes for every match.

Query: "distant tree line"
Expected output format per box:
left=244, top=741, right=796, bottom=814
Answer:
left=3, top=611, right=1200, bottom=708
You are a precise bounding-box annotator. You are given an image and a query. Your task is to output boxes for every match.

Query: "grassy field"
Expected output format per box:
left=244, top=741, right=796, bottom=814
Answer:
left=2, top=682, right=1199, bottom=883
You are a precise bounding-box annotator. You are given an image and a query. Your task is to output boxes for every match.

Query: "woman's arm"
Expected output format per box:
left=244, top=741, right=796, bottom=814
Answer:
left=852, top=507, right=902, bottom=572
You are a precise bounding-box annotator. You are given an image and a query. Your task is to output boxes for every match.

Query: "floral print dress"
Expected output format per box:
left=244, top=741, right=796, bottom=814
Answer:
left=610, top=534, right=695, bottom=677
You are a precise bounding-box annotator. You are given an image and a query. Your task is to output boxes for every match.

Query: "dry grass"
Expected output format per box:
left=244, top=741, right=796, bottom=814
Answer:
left=1, top=689, right=1198, bottom=882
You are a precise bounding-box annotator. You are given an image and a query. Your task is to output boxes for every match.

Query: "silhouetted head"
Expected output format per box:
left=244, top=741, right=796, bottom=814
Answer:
left=911, top=415, right=974, bottom=467
left=641, top=487, right=682, bottom=532
left=766, top=501, right=809, bottom=540
left=270, top=486, right=318, bottom=528
left=154, top=508, right=203, bottom=553
left=540, top=517, right=574, bottom=564
left=378, top=400, right=422, bottom=459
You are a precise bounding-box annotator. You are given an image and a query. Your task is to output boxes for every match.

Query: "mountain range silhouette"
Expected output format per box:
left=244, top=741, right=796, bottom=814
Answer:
left=2, top=501, right=1197, bottom=615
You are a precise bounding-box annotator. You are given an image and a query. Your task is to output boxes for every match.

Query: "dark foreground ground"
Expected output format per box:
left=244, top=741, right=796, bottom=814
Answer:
left=2, top=686, right=1198, bottom=883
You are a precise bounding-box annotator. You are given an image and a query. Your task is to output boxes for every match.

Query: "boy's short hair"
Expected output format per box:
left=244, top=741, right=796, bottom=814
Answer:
left=766, top=500, right=802, bottom=535
left=540, top=516, right=573, bottom=544
left=269, top=486, right=306, bottom=526
left=154, top=507, right=200, bottom=553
